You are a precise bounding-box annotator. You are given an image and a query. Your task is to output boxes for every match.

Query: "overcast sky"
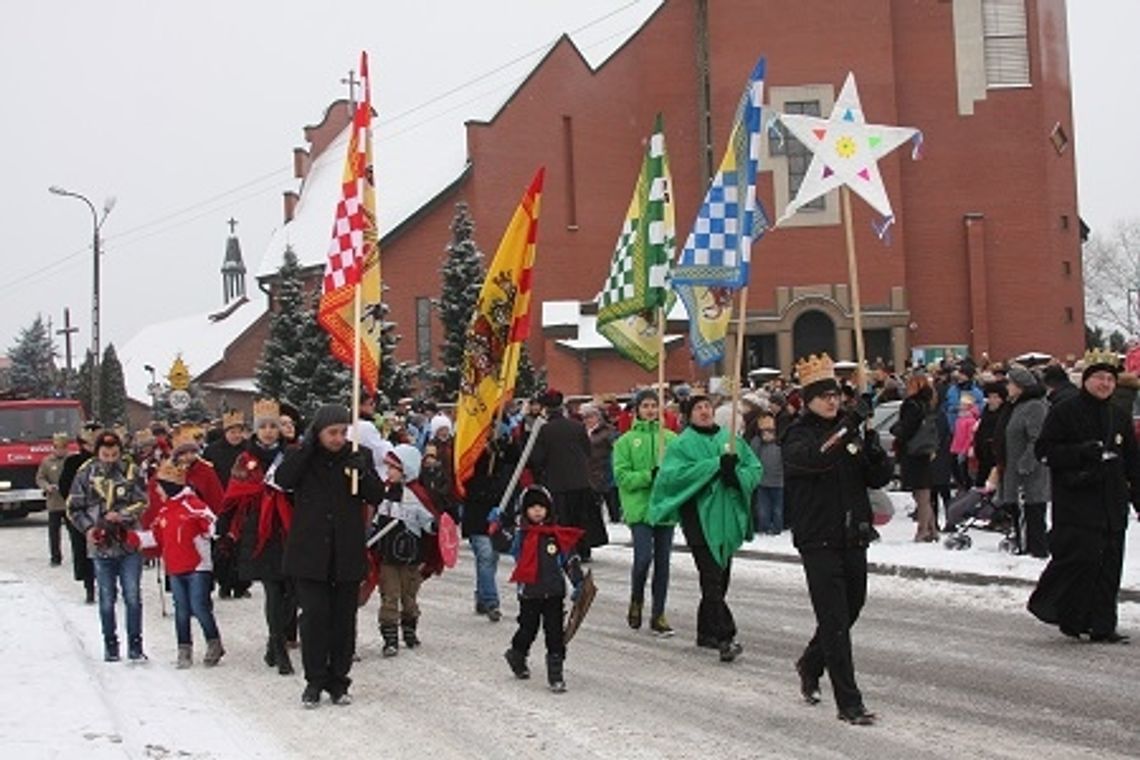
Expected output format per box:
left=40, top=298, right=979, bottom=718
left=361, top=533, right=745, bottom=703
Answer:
left=0, top=0, right=1135, bottom=363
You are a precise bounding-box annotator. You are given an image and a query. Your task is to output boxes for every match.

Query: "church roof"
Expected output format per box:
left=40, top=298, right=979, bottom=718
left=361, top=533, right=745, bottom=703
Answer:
left=118, top=297, right=262, bottom=404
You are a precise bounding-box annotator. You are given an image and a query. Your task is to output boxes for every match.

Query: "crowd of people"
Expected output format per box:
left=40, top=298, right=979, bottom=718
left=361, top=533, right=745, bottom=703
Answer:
left=32, top=347, right=1139, bottom=724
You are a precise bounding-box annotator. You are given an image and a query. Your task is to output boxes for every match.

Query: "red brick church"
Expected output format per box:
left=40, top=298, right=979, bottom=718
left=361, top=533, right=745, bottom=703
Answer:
left=195, top=0, right=1084, bottom=400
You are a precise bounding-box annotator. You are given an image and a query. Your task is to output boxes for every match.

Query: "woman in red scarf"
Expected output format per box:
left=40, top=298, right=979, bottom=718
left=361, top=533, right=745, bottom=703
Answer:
left=219, top=399, right=296, bottom=675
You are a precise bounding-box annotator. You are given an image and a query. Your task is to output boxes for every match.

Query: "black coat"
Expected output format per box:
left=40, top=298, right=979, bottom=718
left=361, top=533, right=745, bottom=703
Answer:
left=783, top=411, right=893, bottom=550
left=276, top=441, right=385, bottom=583
left=895, top=394, right=934, bottom=490
left=1047, top=382, right=1079, bottom=408
left=529, top=412, right=591, bottom=493
left=461, top=439, right=520, bottom=538
left=203, top=438, right=245, bottom=489
left=974, top=405, right=1002, bottom=482
left=1036, top=390, right=1140, bottom=533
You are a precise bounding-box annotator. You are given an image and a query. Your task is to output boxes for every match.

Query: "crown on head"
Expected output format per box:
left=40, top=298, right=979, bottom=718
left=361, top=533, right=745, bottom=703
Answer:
left=795, top=353, right=837, bottom=388
left=156, top=457, right=185, bottom=483
left=222, top=409, right=245, bottom=429
left=1082, top=347, right=1120, bottom=369
left=170, top=425, right=201, bottom=454
left=253, top=399, right=281, bottom=421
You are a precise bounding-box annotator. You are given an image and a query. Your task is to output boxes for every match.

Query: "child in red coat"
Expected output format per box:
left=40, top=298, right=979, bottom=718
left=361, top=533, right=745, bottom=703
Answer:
left=150, top=457, right=224, bottom=668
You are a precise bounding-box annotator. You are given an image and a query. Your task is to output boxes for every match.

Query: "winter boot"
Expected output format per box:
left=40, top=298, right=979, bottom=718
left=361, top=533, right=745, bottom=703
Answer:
left=204, top=638, right=225, bottom=667
left=103, top=637, right=120, bottom=663
left=627, top=600, right=643, bottom=630
left=718, top=640, right=742, bottom=663
left=176, top=644, right=193, bottom=669
left=795, top=657, right=821, bottom=705
left=128, top=637, right=147, bottom=663
left=301, top=683, right=322, bottom=709
left=650, top=614, right=674, bottom=638
left=380, top=624, right=400, bottom=657
left=263, top=637, right=277, bottom=668
left=546, top=653, right=566, bottom=693
left=274, top=638, right=294, bottom=675
left=402, top=618, right=420, bottom=649
left=837, top=704, right=877, bottom=726
left=504, top=647, right=530, bottom=679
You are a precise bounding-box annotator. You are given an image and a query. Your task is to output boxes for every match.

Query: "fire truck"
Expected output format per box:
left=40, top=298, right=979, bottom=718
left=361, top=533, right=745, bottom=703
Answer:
left=0, top=398, right=83, bottom=519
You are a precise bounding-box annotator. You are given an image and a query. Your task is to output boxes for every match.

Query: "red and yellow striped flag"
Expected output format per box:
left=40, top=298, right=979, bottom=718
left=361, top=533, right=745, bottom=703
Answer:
left=318, top=51, right=381, bottom=395
left=454, top=168, right=544, bottom=494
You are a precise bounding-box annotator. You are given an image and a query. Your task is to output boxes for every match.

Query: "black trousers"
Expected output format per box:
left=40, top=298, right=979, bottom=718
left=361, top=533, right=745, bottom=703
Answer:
left=48, top=511, right=65, bottom=564
left=262, top=578, right=297, bottom=644
left=689, top=541, right=736, bottom=644
left=799, top=547, right=868, bottom=711
left=66, top=520, right=94, bottom=593
left=295, top=578, right=359, bottom=693
left=1004, top=502, right=1049, bottom=557
left=511, top=596, right=565, bottom=657
left=1029, top=526, right=1124, bottom=636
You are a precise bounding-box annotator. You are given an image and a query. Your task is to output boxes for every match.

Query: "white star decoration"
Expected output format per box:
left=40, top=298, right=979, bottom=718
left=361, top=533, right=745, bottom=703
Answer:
left=776, top=73, right=920, bottom=228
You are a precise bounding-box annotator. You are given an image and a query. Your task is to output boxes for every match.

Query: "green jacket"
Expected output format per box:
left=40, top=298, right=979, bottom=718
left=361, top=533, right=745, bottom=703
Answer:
left=648, top=425, right=762, bottom=567
left=612, top=419, right=678, bottom=525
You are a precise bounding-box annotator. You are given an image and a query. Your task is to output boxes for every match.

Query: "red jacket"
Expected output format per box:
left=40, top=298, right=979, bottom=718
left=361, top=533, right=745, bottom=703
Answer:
left=151, top=488, right=216, bottom=575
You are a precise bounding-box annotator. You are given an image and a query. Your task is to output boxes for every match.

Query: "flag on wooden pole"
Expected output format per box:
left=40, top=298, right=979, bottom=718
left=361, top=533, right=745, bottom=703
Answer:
left=454, top=169, right=545, bottom=495
left=596, top=114, right=675, bottom=372
left=318, top=51, right=382, bottom=395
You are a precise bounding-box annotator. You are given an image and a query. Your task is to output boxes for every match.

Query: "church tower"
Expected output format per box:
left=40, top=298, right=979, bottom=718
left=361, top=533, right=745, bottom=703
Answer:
left=221, top=217, right=247, bottom=305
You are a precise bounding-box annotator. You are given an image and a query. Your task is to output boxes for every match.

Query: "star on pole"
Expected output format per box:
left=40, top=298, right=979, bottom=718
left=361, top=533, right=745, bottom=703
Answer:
left=776, top=73, right=921, bottom=232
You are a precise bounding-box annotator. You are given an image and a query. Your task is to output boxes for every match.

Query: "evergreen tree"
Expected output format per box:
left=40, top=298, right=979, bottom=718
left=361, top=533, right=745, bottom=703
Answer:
left=433, top=202, right=485, bottom=400
left=514, top=342, right=546, bottom=399
left=378, top=307, right=413, bottom=410
left=256, top=247, right=308, bottom=401
left=1109, top=330, right=1127, bottom=353
left=74, top=351, right=94, bottom=416
left=8, top=315, right=58, bottom=397
left=99, top=344, right=127, bottom=425
left=281, top=295, right=352, bottom=417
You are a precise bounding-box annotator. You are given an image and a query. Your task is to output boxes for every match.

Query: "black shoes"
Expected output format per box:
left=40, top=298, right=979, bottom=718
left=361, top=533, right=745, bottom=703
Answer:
left=718, top=640, right=742, bottom=663
left=486, top=607, right=502, bottom=623
left=795, top=659, right=822, bottom=705
left=1090, top=631, right=1130, bottom=645
left=127, top=638, right=147, bottom=662
left=837, top=705, right=876, bottom=726
left=504, top=648, right=530, bottom=679
left=546, top=653, right=566, bottom=693
left=328, top=687, right=352, bottom=706
left=301, top=684, right=321, bottom=709
left=380, top=624, right=399, bottom=657
left=104, top=638, right=120, bottom=663
left=402, top=620, right=420, bottom=649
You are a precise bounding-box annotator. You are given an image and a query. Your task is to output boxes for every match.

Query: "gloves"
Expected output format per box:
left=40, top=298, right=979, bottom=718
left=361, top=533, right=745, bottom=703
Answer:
left=487, top=506, right=502, bottom=526
left=1079, top=440, right=1104, bottom=463
left=842, top=401, right=871, bottom=433
left=719, top=453, right=739, bottom=488
left=344, top=450, right=369, bottom=473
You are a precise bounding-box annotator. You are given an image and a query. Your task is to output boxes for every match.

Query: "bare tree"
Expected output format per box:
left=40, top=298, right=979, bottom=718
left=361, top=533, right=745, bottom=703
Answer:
left=1083, top=219, right=1140, bottom=336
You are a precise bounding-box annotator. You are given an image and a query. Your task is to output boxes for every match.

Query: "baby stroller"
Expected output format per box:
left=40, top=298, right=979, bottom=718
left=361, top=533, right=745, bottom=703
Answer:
left=942, top=487, right=1018, bottom=551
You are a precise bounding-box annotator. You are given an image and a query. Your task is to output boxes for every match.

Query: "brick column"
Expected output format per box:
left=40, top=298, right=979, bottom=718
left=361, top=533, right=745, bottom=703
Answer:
left=964, top=213, right=990, bottom=358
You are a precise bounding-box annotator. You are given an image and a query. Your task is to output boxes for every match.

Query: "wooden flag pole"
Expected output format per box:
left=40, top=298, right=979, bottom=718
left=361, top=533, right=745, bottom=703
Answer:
left=351, top=282, right=362, bottom=495
left=487, top=340, right=519, bottom=474
left=727, top=284, right=750, bottom=455
left=841, top=186, right=867, bottom=393
left=656, top=306, right=666, bottom=464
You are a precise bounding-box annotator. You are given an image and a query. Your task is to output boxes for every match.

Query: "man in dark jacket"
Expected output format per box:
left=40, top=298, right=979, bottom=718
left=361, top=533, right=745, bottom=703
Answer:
left=1029, top=354, right=1140, bottom=644
left=529, top=389, right=606, bottom=559
left=276, top=404, right=386, bottom=707
left=59, top=429, right=96, bottom=603
left=973, top=382, right=1007, bottom=488
left=783, top=354, right=893, bottom=726
left=1041, top=364, right=1078, bottom=407
left=460, top=429, right=520, bottom=622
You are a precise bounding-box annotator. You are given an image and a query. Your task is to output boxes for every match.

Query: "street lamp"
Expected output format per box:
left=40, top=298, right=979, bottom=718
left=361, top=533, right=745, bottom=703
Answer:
left=49, top=185, right=115, bottom=422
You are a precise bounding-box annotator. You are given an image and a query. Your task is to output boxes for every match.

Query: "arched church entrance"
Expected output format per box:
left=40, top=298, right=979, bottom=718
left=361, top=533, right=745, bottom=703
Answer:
left=793, top=309, right=836, bottom=360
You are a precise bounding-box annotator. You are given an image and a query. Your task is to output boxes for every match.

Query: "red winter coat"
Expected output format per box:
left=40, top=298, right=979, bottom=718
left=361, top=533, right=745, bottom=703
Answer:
left=151, top=489, right=216, bottom=575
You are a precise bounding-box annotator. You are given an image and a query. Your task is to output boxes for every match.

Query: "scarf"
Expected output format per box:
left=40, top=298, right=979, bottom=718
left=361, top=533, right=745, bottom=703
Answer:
left=509, top=523, right=584, bottom=584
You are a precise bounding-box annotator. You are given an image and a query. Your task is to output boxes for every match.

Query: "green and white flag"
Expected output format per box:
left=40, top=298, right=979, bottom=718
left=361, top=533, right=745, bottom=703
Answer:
left=597, top=114, right=675, bottom=371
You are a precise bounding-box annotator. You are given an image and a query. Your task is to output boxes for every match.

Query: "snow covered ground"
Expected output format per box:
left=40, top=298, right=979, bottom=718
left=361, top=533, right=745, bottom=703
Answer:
left=3, top=505, right=1139, bottom=759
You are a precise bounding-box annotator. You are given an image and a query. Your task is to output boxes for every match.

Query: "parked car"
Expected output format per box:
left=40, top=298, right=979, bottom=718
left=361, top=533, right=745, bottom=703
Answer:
left=869, top=399, right=902, bottom=486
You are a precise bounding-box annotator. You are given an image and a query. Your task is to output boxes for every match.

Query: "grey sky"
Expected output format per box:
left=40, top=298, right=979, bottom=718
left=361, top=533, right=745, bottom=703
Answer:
left=0, top=0, right=1133, bottom=360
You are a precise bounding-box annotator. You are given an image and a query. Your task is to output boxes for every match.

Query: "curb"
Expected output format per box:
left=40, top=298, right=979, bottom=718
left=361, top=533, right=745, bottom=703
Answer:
left=618, top=541, right=1140, bottom=603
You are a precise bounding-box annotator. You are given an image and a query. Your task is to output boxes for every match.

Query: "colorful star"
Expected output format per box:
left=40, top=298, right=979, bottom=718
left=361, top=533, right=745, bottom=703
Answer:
left=776, top=73, right=920, bottom=226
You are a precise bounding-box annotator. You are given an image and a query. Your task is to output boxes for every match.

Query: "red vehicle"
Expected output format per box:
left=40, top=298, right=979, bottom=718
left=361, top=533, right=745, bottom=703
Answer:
left=0, top=399, right=83, bottom=519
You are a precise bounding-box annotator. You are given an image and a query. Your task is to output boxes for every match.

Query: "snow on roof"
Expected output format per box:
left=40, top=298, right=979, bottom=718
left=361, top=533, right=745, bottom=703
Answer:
left=552, top=309, right=682, bottom=352
left=118, top=298, right=262, bottom=404
left=257, top=2, right=663, bottom=278
left=542, top=300, right=582, bottom=328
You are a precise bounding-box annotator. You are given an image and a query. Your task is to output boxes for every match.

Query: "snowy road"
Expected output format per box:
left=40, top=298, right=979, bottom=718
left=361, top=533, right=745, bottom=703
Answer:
left=2, top=513, right=1138, bottom=760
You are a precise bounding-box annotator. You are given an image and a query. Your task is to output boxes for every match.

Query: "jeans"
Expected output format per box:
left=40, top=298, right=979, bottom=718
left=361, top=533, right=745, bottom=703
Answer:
left=93, top=552, right=143, bottom=645
left=469, top=535, right=500, bottom=610
left=754, top=486, right=784, bottom=535
left=630, top=523, right=673, bottom=617
left=168, top=571, right=219, bottom=645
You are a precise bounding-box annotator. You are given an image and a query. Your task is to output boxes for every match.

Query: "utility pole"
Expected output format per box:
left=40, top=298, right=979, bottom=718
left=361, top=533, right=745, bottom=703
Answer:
left=56, top=307, right=78, bottom=383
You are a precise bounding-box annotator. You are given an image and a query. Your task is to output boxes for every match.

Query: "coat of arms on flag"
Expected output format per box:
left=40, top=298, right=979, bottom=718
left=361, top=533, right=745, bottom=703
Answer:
left=597, top=114, right=675, bottom=372
left=672, top=57, right=768, bottom=366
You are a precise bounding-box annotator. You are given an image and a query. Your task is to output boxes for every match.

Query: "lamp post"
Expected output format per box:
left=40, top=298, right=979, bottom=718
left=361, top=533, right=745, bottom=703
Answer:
left=48, top=186, right=115, bottom=422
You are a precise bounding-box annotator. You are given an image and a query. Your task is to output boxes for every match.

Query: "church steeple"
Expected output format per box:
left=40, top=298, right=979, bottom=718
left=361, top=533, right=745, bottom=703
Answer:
left=221, top=217, right=247, bottom=305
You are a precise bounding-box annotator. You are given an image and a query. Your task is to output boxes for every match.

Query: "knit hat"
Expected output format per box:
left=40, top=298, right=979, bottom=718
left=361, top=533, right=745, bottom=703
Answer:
left=681, top=394, right=711, bottom=419
left=518, top=484, right=554, bottom=523
left=538, top=388, right=564, bottom=409
left=429, top=414, right=453, bottom=439
left=385, top=443, right=422, bottom=482
left=982, top=381, right=1008, bottom=400
left=1040, top=364, right=1070, bottom=387
left=802, top=378, right=841, bottom=404
left=633, top=388, right=658, bottom=408
left=311, top=403, right=352, bottom=436
left=1007, top=366, right=1037, bottom=389
left=94, top=431, right=122, bottom=454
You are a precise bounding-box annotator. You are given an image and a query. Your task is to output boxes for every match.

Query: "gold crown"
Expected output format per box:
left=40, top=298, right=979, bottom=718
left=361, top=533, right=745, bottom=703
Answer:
left=156, top=457, right=185, bottom=483
left=222, top=409, right=245, bottom=429
left=171, top=425, right=202, bottom=453
left=1082, top=347, right=1120, bottom=369
left=253, top=399, right=281, bottom=422
left=795, top=353, right=836, bottom=387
